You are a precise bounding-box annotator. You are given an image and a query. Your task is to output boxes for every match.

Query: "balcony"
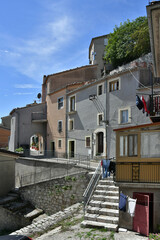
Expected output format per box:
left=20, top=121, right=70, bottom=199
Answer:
left=116, top=161, right=160, bottom=184
left=31, top=112, right=47, bottom=123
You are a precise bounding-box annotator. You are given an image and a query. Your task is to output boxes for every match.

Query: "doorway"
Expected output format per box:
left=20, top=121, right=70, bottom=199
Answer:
left=51, top=141, right=55, bottom=157
left=133, top=192, right=153, bottom=236
left=69, top=141, right=75, bottom=158
left=97, top=132, right=104, bottom=154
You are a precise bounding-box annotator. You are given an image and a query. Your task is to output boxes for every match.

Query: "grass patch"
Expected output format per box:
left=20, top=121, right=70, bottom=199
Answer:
left=75, top=228, right=115, bottom=240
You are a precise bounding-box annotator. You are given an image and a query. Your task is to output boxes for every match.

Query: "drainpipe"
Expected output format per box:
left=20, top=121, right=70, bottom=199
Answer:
left=16, top=110, right=20, bottom=149
left=105, top=79, right=108, bottom=158
left=65, top=92, right=68, bottom=157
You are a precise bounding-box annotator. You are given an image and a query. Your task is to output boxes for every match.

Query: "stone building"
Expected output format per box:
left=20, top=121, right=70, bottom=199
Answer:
left=66, top=56, right=153, bottom=159
left=9, top=102, right=47, bottom=155
left=89, top=34, right=113, bottom=78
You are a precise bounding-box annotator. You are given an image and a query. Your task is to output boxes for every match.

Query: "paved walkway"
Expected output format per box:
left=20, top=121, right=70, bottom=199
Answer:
left=33, top=206, right=148, bottom=240
left=10, top=203, right=148, bottom=240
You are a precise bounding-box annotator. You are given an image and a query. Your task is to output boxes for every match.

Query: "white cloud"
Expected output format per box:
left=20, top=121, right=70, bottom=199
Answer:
left=13, top=92, right=34, bottom=95
left=14, top=84, right=41, bottom=89
left=0, top=7, right=77, bottom=82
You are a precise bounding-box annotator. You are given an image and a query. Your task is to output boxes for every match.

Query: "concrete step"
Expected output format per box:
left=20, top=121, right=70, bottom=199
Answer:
left=7, top=192, right=19, bottom=198
left=98, top=179, right=115, bottom=185
left=86, top=206, right=119, bottom=217
left=99, top=208, right=119, bottom=217
left=85, top=213, right=119, bottom=224
left=94, top=190, right=119, bottom=196
left=4, top=201, right=29, bottom=212
left=24, top=208, right=44, bottom=220
left=101, top=201, right=119, bottom=210
left=92, top=195, right=119, bottom=203
left=89, top=200, right=118, bottom=210
left=0, top=195, right=18, bottom=205
left=81, top=220, right=118, bottom=231
left=33, top=213, right=48, bottom=223
left=96, top=185, right=119, bottom=191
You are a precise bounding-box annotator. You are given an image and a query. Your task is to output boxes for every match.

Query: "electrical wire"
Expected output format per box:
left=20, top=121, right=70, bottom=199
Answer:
left=129, top=67, right=152, bottom=92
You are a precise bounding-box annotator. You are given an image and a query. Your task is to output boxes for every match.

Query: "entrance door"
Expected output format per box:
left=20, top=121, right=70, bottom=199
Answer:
left=97, top=132, right=103, bottom=154
left=51, top=142, right=55, bottom=157
left=69, top=141, right=75, bottom=158
left=133, top=193, right=149, bottom=236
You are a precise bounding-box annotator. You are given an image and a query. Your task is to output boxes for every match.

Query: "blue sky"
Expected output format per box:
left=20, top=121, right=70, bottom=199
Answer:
left=0, top=0, right=149, bottom=120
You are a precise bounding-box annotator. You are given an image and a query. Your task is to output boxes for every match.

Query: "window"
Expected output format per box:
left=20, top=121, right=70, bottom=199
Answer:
left=58, top=139, right=62, bottom=148
left=118, top=107, right=131, bottom=124
left=58, top=97, right=64, bottom=110
left=109, top=80, right=119, bottom=92
left=58, top=120, right=62, bottom=132
left=69, top=119, right=74, bottom=131
left=120, top=135, right=128, bottom=156
left=97, top=84, right=103, bottom=96
left=128, top=135, right=138, bottom=156
left=121, top=110, right=128, bottom=124
left=141, top=132, right=160, bottom=158
left=70, top=96, right=76, bottom=112
left=97, top=113, right=104, bottom=125
left=108, top=78, right=120, bottom=92
left=104, top=38, right=108, bottom=46
left=120, top=134, right=138, bottom=157
left=85, top=136, right=91, bottom=148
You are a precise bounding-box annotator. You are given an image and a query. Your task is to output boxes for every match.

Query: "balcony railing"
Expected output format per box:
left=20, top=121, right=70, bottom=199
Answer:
left=31, top=112, right=47, bottom=122
left=116, top=162, right=160, bottom=183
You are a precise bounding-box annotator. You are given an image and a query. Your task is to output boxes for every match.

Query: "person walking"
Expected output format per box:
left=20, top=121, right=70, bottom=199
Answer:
left=101, top=158, right=110, bottom=179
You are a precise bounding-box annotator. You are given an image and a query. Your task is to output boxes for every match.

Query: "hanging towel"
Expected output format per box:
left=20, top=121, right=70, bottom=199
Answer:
left=127, top=197, right=137, bottom=217
left=119, top=193, right=127, bottom=212
left=142, top=96, right=150, bottom=115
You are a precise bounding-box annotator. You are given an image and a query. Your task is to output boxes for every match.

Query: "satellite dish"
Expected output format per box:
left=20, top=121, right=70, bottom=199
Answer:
left=37, top=93, right=41, bottom=99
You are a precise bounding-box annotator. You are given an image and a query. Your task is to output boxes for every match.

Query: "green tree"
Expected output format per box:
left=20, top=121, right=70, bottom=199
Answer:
left=104, top=16, right=151, bottom=68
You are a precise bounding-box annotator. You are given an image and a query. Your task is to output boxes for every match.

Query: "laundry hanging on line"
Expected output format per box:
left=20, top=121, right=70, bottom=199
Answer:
left=136, top=95, right=150, bottom=116
left=127, top=197, right=137, bottom=217
left=119, top=193, right=127, bottom=212
left=119, top=193, right=137, bottom=217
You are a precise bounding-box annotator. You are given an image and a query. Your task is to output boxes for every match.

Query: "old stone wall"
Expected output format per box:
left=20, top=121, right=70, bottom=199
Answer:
left=0, top=207, right=30, bottom=232
left=19, top=171, right=90, bottom=215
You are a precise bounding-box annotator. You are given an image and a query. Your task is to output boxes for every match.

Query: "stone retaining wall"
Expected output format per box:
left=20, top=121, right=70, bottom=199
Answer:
left=19, top=171, right=90, bottom=215
left=10, top=203, right=81, bottom=237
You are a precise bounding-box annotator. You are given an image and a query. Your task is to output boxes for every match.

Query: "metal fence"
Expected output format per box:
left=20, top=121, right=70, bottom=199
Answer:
left=83, top=160, right=101, bottom=214
left=19, top=150, right=91, bottom=168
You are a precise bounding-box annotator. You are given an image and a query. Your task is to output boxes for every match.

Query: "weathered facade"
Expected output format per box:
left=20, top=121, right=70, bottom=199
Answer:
left=0, top=149, right=18, bottom=196
left=66, top=57, right=153, bottom=159
left=9, top=102, right=47, bottom=155
left=42, top=65, right=98, bottom=102
left=89, top=35, right=113, bottom=78
left=147, top=1, right=160, bottom=77
left=115, top=122, right=160, bottom=235
left=67, top=79, right=106, bottom=158
left=46, top=82, right=85, bottom=157
left=0, top=126, right=10, bottom=148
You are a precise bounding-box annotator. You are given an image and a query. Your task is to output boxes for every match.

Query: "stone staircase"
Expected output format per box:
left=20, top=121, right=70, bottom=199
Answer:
left=0, top=189, right=44, bottom=222
left=81, top=176, right=119, bottom=231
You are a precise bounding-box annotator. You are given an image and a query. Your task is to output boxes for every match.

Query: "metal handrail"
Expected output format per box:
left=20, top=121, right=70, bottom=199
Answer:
left=83, top=160, right=101, bottom=214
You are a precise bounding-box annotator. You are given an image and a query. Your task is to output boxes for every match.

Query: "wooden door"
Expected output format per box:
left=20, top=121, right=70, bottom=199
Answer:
left=133, top=193, right=149, bottom=236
